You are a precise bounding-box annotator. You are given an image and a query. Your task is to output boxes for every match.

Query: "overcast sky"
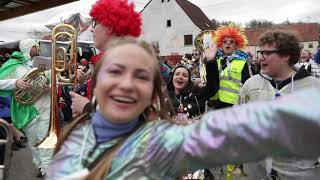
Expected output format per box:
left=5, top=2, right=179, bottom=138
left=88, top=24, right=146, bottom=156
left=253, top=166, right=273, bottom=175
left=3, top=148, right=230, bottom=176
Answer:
left=0, top=0, right=319, bottom=41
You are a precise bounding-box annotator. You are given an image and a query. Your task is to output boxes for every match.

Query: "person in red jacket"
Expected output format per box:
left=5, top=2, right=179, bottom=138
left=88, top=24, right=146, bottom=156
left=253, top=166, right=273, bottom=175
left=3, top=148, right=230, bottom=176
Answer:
left=70, top=0, right=142, bottom=117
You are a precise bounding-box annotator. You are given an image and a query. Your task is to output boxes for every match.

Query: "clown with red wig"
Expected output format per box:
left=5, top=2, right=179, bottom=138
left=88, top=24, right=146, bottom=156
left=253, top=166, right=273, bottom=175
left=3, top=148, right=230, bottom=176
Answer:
left=207, top=23, right=251, bottom=109
left=70, top=0, right=142, bottom=116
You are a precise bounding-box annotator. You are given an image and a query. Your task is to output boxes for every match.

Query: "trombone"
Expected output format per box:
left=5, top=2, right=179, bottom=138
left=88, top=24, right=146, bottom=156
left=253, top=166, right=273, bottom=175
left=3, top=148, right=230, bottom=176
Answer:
left=36, top=24, right=78, bottom=149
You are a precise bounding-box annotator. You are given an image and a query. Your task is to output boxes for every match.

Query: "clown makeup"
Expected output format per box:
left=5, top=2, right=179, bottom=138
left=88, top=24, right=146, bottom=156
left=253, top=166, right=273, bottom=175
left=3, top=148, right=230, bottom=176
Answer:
left=94, top=44, right=155, bottom=123
left=223, top=39, right=235, bottom=44
left=222, top=37, right=236, bottom=56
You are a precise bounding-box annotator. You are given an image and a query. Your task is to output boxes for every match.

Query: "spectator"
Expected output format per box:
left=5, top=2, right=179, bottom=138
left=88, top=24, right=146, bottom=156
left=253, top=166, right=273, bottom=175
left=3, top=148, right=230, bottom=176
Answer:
left=206, top=23, right=251, bottom=109
left=69, top=0, right=142, bottom=117
left=240, top=30, right=320, bottom=180
left=166, top=53, right=219, bottom=120
left=0, top=39, right=52, bottom=177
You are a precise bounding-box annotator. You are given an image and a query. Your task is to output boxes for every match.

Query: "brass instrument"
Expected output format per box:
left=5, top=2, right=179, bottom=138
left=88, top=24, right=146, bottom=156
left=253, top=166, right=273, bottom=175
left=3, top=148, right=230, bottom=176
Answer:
left=37, top=24, right=78, bottom=149
left=0, top=118, right=12, bottom=180
left=194, top=30, right=216, bottom=85
left=14, top=64, right=50, bottom=105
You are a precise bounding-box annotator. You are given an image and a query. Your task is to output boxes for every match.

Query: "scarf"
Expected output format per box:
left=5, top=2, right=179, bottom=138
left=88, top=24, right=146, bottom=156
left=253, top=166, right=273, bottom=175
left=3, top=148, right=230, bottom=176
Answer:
left=92, top=111, right=139, bottom=145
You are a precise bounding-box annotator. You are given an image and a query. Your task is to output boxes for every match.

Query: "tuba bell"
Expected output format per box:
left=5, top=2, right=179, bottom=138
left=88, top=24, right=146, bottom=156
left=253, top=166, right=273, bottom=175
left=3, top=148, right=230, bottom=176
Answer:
left=36, top=24, right=78, bottom=149
left=14, top=63, right=50, bottom=105
left=194, top=30, right=216, bottom=85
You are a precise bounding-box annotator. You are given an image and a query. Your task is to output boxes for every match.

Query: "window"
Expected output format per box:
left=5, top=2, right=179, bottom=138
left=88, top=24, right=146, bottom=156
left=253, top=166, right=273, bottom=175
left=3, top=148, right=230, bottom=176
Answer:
left=308, top=43, right=313, bottom=48
left=299, top=43, right=304, bottom=49
left=184, top=35, right=193, bottom=46
left=167, top=20, right=171, bottom=27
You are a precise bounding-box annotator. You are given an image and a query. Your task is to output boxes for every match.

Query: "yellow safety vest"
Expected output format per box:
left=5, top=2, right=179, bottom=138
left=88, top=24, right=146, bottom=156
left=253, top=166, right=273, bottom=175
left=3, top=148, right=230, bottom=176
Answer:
left=210, top=58, right=246, bottom=105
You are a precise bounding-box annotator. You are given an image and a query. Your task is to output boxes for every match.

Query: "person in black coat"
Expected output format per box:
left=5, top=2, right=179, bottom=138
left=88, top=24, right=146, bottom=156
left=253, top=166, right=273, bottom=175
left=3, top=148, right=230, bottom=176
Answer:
left=167, top=59, right=219, bottom=119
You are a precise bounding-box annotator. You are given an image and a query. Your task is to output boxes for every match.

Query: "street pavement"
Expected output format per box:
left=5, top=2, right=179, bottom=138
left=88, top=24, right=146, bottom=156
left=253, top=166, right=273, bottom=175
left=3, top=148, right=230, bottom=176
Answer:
left=7, top=145, right=43, bottom=180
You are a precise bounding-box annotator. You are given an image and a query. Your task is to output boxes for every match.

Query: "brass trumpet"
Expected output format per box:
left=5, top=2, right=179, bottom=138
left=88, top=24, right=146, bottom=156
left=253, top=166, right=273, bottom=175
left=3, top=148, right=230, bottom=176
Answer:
left=36, top=24, right=78, bottom=149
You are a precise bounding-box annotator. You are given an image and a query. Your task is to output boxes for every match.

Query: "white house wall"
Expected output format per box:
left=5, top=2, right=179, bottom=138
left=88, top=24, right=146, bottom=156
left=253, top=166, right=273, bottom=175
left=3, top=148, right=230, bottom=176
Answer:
left=140, top=0, right=202, bottom=56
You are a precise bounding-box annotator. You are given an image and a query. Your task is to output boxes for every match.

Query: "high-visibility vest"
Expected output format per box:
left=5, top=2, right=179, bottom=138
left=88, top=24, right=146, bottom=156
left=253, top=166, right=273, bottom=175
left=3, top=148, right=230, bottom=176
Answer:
left=210, top=57, right=246, bottom=105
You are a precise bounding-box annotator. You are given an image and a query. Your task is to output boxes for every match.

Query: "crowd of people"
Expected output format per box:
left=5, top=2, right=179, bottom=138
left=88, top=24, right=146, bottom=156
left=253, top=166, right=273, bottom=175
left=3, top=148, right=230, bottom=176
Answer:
left=1, top=0, right=320, bottom=179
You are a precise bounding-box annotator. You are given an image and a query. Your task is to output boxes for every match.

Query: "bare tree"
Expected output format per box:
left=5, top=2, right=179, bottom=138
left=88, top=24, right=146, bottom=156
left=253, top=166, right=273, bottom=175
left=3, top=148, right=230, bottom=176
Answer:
left=245, top=19, right=274, bottom=29
left=210, top=19, right=238, bottom=28
left=281, top=19, right=292, bottom=25
left=210, top=18, right=219, bottom=30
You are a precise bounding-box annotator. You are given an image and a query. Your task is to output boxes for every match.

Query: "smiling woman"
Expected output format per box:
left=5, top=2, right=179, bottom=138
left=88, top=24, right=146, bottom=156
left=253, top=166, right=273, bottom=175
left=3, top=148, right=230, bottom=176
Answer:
left=94, top=41, right=159, bottom=123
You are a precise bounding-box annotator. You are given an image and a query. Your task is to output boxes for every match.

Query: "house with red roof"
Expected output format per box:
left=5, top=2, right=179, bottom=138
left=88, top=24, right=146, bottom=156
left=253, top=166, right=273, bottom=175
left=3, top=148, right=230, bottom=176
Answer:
left=245, top=23, right=320, bottom=58
left=140, top=0, right=214, bottom=58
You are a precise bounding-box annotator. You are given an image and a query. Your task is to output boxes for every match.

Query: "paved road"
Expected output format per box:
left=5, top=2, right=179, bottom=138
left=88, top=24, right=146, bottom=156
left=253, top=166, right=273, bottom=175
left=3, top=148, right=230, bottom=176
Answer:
left=7, top=146, right=43, bottom=180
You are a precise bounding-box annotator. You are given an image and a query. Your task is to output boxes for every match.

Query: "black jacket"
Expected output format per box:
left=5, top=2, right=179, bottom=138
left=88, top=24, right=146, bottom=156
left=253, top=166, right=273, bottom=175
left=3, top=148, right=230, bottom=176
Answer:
left=167, top=61, right=219, bottom=118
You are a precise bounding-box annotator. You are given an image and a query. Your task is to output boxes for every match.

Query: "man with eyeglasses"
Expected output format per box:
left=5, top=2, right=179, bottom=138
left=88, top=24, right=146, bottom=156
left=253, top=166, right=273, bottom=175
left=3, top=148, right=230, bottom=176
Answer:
left=192, top=49, right=201, bottom=63
left=240, top=30, right=320, bottom=180
left=69, top=0, right=142, bottom=116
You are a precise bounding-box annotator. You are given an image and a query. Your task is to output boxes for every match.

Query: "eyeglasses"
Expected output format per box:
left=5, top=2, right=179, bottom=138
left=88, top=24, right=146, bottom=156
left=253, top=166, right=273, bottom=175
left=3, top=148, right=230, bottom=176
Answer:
left=92, top=19, right=98, bottom=28
left=223, top=39, right=235, bottom=44
left=257, top=50, right=280, bottom=59
left=192, top=53, right=199, bottom=56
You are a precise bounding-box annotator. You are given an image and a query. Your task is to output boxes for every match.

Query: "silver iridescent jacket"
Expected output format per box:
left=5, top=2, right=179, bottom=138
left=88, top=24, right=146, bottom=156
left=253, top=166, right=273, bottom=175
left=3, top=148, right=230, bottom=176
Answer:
left=46, top=87, right=320, bottom=180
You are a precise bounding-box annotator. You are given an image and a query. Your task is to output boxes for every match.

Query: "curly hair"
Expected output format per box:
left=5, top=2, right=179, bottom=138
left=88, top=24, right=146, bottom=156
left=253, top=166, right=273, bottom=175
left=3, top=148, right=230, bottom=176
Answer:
left=214, top=23, right=248, bottom=50
left=90, top=0, right=142, bottom=37
left=258, top=30, right=301, bottom=66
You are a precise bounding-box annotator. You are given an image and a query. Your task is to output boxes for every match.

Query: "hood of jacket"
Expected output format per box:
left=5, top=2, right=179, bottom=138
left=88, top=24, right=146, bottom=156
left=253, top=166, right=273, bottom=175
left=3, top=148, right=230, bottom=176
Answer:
left=19, top=39, right=39, bottom=60
left=260, top=67, right=310, bottom=90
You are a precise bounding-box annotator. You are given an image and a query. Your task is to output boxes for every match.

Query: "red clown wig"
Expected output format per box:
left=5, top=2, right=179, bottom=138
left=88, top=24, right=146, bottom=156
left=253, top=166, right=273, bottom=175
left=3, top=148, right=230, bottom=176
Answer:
left=90, top=0, right=142, bottom=37
left=214, top=23, right=248, bottom=50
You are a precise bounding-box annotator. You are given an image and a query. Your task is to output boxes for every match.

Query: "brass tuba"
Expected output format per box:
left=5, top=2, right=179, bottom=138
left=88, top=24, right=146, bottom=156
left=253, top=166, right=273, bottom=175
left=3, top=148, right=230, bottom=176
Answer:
left=193, top=30, right=215, bottom=85
left=14, top=64, right=50, bottom=105
left=36, top=24, right=78, bottom=149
